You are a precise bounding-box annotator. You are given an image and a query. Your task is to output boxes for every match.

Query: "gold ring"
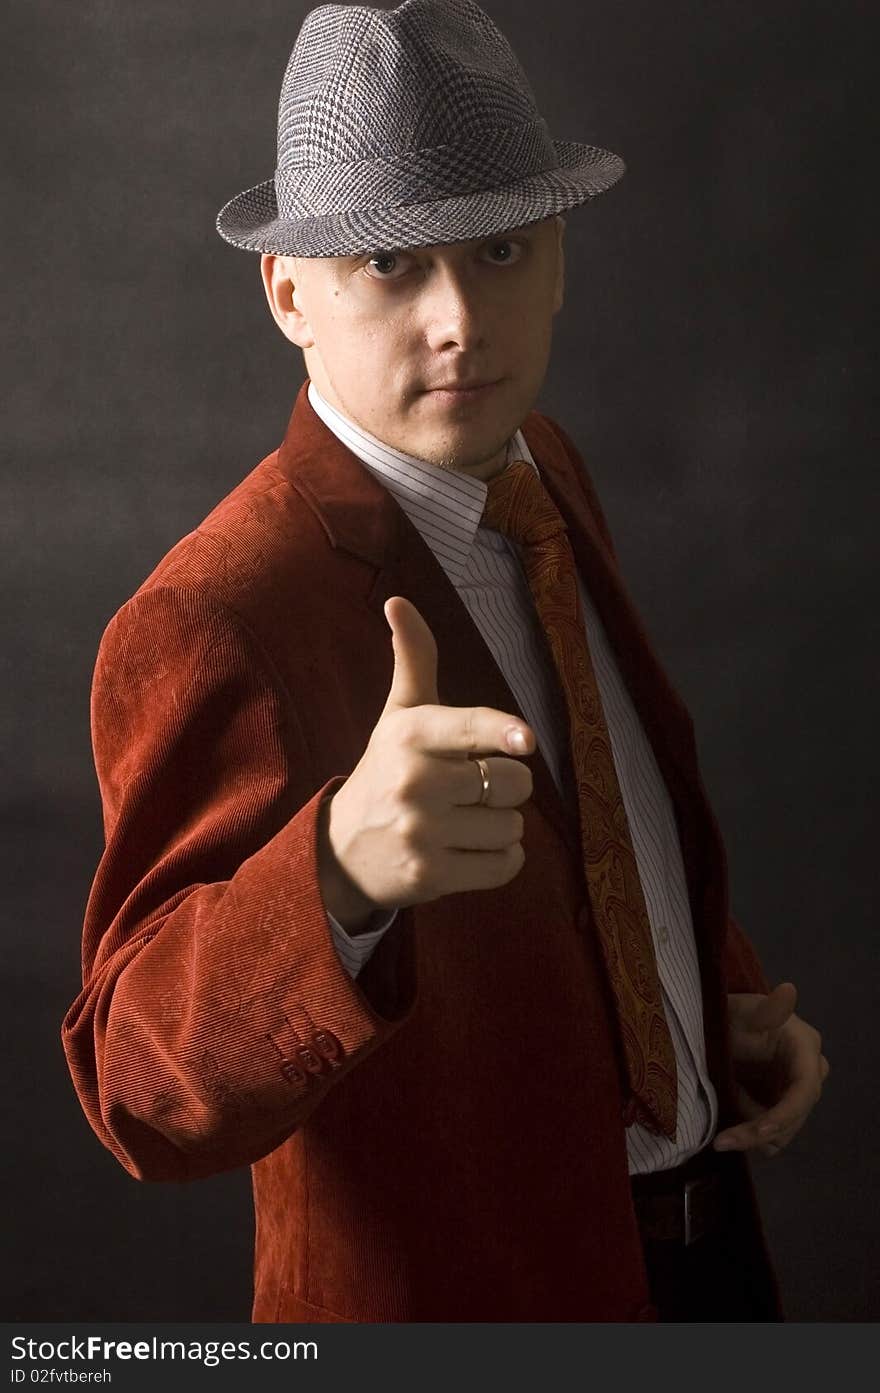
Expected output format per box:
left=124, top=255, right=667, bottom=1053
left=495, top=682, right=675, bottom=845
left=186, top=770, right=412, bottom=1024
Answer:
left=472, top=756, right=491, bottom=806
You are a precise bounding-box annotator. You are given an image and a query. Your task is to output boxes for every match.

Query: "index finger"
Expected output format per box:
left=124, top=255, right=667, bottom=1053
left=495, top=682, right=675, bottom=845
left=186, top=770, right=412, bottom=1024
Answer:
left=753, top=1081, right=816, bottom=1138
left=397, top=703, right=536, bottom=759
left=720, top=1073, right=819, bottom=1151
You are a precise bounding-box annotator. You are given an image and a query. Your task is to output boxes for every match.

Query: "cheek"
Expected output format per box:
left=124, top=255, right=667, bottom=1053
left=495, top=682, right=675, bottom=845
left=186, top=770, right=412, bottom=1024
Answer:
left=321, top=311, right=380, bottom=375
left=506, top=296, right=554, bottom=370
left=502, top=268, right=556, bottom=335
left=328, top=319, right=414, bottom=414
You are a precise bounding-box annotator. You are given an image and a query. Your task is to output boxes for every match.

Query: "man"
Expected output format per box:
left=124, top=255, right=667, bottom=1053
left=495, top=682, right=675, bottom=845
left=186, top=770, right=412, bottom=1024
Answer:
left=62, top=0, right=828, bottom=1321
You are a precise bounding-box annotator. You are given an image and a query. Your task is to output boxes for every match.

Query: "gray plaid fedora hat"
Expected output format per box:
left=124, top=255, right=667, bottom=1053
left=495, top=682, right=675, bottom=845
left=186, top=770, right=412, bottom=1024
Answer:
left=215, top=0, right=625, bottom=256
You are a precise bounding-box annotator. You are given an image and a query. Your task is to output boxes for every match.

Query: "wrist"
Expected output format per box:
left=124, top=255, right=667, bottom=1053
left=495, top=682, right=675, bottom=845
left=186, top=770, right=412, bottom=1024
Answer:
left=317, top=789, right=381, bottom=934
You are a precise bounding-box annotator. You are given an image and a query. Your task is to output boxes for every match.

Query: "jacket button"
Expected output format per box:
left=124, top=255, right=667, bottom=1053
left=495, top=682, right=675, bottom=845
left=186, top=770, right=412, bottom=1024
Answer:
left=295, top=1045, right=325, bottom=1074
left=279, top=1060, right=305, bottom=1086
left=312, top=1029, right=344, bottom=1064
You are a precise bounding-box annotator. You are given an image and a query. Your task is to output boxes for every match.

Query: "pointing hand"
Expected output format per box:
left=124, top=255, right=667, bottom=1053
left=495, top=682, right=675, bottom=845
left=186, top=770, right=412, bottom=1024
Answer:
left=317, top=595, right=537, bottom=927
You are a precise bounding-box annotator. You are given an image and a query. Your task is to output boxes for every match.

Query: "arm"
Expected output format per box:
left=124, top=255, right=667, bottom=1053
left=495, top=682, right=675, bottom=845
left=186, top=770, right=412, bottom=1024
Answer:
left=61, top=585, right=416, bottom=1184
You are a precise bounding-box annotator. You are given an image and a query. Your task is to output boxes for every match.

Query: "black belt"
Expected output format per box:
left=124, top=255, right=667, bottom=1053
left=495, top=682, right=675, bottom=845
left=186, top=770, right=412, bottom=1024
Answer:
left=630, top=1144, right=727, bottom=1247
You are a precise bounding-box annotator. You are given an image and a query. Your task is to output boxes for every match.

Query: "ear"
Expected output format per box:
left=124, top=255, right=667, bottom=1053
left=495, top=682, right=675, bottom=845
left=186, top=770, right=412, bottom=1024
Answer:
left=260, top=254, right=316, bottom=348
left=552, top=215, right=565, bottom=314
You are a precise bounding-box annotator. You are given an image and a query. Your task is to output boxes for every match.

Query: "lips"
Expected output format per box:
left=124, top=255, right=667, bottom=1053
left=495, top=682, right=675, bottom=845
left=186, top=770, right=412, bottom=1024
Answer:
left=428, top=380, right=496, bottom=391
left=423, top=378, right=502, bottom=399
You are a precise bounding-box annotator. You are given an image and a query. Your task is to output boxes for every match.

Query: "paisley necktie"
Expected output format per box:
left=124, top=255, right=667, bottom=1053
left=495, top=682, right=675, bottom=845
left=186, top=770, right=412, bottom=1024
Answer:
left=482, top=458, right=677, bottom=1139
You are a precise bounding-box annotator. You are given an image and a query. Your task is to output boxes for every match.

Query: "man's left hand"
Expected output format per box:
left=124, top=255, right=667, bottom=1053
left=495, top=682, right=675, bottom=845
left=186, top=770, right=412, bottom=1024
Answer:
left=713, top=982, right=830, bottom=1158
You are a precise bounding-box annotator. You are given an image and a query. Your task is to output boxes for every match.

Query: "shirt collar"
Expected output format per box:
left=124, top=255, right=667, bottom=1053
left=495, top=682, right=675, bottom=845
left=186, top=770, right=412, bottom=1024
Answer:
left=306, top=379, right=538, bottom=583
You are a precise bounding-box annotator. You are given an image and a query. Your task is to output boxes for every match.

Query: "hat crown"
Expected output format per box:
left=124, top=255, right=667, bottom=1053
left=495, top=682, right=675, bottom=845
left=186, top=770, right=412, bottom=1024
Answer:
left=214, top=0, right=626, bottom=256
left=277, top=0, right=541, bottom=171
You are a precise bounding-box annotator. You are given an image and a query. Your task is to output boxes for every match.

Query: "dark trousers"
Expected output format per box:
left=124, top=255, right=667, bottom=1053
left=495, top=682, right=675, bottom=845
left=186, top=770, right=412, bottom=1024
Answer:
left=632, top=1145, right=784, bottom=1322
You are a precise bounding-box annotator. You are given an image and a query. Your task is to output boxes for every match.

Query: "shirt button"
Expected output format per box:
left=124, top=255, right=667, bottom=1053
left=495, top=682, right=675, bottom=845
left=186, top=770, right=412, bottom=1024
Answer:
left=657, top=924, right=670, bottom=946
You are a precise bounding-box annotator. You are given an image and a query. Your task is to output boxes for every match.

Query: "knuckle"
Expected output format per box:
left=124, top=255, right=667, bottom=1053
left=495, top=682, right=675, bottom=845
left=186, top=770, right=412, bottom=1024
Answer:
left=511, top=809, right=525, bottom=841
left=394, top=802, right=425, bottom=846
left=402, top=848, right=431, bottom=896
left=461, top=706, right=479, bottom=752
left=507, top=840, right=526, bottom=877
left=395, top=759, right=426, bottom=807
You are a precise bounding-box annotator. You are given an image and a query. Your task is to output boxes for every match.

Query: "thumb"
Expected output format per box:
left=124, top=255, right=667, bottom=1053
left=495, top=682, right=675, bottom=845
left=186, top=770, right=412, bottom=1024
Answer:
left=744, top=981, right=798, bottom=1034
left=380, top=595, right=440, bottom=714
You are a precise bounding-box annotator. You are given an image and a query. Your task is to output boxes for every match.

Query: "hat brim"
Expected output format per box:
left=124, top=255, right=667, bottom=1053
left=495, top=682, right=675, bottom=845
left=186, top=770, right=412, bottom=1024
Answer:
left=215, top=140, right=625, bottom=256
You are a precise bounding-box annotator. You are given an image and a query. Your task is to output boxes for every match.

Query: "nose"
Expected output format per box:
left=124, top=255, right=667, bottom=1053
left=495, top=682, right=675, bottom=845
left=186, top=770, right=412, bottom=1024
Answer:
left=421, top=261, right=487, bottom=354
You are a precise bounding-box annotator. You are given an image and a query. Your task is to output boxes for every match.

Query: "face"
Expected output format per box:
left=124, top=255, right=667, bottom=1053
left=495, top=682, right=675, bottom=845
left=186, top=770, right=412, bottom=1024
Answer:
left=260, top=215, right=565, bottom=480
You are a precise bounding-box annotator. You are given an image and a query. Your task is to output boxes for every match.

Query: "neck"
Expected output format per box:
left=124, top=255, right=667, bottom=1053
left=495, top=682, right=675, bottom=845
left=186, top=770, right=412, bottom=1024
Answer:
left=307, top=377, right=514, bottom=481
left=465, top=445, right=511, bottom=482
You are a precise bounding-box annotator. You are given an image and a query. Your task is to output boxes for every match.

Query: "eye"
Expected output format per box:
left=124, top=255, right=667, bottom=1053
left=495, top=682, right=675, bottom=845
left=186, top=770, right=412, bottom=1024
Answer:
left=482, top=238, right=523, bottom=266
left=363, top=250, right=412, bottom=281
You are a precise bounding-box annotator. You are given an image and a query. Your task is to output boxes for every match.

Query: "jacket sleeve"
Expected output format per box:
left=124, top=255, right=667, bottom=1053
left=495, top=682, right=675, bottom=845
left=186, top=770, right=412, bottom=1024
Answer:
left=722, top=911, right=772, bottom=995
left=61, top=584, right=417, bottom=1184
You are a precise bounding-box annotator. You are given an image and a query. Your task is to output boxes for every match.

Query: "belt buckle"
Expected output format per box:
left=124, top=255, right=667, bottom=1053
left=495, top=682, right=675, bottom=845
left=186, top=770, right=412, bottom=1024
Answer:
left=683, top=1174, right=714, bottom=1246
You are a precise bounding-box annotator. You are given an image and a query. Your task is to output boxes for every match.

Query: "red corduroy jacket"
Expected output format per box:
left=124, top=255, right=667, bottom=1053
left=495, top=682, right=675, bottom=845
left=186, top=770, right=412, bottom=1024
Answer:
left=62, top=380, right=782, bottom=1321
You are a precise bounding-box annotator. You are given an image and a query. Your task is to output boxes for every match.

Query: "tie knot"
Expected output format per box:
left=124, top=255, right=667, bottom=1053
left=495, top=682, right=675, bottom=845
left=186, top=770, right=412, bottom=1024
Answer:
left=482, top=458, right=567, bottom=547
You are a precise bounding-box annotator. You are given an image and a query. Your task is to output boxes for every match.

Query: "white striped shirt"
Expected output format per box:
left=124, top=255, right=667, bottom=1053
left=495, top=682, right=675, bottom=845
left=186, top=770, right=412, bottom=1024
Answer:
left=308, top=379, right=718, bottom=1173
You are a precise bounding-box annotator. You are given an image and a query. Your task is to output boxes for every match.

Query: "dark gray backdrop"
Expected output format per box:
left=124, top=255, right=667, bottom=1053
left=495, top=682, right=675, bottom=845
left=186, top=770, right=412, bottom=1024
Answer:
left=4, top=0, right=875, bottom=1320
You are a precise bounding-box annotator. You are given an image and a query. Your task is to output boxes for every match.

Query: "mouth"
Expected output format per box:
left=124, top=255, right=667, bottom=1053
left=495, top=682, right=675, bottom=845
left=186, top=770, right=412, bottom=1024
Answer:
left=422, top=379, right=503, bottom=405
